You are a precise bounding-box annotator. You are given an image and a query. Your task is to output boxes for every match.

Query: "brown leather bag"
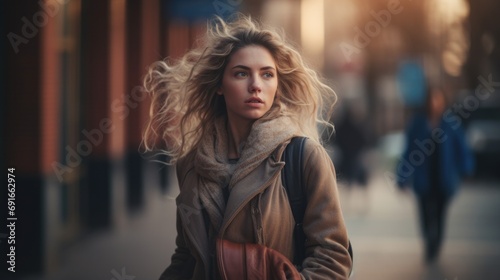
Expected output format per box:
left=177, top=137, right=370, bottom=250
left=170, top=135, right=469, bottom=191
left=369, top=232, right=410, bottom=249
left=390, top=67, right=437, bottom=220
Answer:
left=216, top=238, right=302, bottom=280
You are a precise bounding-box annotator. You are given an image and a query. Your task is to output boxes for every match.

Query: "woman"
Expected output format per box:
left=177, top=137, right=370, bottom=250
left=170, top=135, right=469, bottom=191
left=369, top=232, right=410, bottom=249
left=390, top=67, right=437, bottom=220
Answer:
left=397, top=87, right=474, bottom=263
left=143, top=15, right=352, bottom=279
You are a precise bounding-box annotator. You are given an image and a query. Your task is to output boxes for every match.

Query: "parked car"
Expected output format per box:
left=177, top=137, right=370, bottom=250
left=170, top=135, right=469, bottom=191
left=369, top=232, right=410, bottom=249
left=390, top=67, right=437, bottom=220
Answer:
left=463, top=92, right=500, bottom=179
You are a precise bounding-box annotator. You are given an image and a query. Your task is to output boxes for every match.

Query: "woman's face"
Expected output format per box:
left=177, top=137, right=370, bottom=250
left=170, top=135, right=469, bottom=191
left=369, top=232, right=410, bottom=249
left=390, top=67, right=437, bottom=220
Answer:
left=219, top=45, right=278, bottom=125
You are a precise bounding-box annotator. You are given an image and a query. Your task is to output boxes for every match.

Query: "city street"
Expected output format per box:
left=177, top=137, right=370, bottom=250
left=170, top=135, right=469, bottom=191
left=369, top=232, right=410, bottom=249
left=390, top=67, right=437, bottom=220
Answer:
left=6, top=1, right=500, bottom=280
left=28, top=160, right=500, bottom=280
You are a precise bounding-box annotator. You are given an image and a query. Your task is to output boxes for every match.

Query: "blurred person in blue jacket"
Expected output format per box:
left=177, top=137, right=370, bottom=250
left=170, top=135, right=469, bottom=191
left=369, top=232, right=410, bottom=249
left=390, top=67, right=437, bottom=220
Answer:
left=396, top=86, right=475, bottom=263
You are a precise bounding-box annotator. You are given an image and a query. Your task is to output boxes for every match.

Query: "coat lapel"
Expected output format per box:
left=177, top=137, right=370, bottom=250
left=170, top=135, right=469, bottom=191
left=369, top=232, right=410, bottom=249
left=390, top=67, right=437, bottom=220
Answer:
left=220, top=156, right=285, bottom=233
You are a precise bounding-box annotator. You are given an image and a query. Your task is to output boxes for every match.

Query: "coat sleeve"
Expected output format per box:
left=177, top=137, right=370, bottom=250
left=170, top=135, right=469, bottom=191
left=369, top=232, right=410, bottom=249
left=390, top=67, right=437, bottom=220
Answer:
left=396, top=116, right=417, bottom=188
left=159, top=211, right=196, bottom=280
left=299, top=141, right=352, bottom=279
left=159, top=161, right=196, bottom=280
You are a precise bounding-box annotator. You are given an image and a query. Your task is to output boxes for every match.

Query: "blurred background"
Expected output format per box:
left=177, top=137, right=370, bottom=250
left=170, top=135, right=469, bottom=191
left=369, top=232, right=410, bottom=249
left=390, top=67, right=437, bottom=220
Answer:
left=1, top=0, right=500, bottom=279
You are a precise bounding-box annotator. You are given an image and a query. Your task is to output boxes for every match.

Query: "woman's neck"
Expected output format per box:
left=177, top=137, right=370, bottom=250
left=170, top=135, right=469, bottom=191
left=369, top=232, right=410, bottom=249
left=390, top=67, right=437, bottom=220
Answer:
left=227, top=118, right=253, bottom=159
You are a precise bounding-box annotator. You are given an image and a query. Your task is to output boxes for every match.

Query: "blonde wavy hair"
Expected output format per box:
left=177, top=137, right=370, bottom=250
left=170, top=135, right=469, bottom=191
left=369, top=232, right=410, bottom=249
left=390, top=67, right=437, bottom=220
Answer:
left=142, top=15, right=336, bottom=164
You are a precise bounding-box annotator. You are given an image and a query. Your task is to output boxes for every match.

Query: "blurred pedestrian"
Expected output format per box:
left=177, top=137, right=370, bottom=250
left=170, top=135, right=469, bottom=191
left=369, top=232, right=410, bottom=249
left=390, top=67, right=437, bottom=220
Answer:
left=142, top=15, right=352, bottom=279
left=334, top=104, right=369, bottom=188
left=396, top=86, right=474, bottom=263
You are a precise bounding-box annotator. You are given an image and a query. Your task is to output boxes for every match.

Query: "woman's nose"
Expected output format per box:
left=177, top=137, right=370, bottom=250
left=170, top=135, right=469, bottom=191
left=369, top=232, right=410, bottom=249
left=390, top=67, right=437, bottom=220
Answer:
left=248, top=77, right=262, bottom=93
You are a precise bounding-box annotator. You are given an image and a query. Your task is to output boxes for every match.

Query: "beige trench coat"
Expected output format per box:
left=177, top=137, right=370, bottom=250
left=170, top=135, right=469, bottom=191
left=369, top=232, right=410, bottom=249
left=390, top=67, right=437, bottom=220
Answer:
left=160, top=139, right=352, bottom=279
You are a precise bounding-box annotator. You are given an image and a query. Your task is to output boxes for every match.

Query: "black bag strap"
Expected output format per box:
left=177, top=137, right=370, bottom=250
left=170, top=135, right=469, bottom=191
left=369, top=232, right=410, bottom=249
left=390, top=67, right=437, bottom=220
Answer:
left=281, top=137, right=308, bottom=266
left=281, top=137, right=353, bottom=271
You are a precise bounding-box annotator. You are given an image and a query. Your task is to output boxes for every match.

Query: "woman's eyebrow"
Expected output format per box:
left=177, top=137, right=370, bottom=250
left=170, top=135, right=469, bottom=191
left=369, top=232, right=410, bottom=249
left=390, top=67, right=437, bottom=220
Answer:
left=231, top=65, right=276, bottom=71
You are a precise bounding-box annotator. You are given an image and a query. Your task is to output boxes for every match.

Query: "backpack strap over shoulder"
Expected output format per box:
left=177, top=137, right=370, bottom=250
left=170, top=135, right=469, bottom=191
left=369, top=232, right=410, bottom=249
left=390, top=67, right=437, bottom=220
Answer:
left=281, top=137, right=308, bottom=266
left=281, top=137, right=353, bottom=272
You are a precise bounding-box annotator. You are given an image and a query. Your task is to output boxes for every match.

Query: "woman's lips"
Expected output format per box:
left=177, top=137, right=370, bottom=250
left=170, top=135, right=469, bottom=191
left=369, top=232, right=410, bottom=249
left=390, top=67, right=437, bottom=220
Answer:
left=245, top=97, right=263, bottom=103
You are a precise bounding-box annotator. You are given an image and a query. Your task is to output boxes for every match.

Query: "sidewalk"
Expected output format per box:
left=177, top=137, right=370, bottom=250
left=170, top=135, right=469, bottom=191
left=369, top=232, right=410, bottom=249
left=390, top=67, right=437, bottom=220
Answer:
left=21, top=157, right=500, bottom=280
left=21, top=165, right=180, bottom=280
left=340, top=168, right=500, bottom=280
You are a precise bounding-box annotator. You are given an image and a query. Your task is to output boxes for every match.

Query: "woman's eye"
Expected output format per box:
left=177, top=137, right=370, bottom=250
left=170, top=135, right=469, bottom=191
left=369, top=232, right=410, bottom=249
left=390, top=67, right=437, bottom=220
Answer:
left=235, top=72, right=247, bottom=77
left=263, top=72, right=274, bottom=78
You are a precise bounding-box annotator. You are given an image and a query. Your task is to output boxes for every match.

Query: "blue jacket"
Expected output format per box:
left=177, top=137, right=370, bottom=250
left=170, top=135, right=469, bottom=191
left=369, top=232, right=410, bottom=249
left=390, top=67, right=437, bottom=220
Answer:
left=396, top=113, right=474, bottom=197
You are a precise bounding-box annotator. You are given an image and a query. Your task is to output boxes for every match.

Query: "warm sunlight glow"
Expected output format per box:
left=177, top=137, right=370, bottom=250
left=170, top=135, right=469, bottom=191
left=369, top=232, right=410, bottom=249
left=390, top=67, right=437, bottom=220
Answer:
left=428, top=0, right=469, bottom=76
left=435, top=0, right=469, bottom=25
left=301, top=0, right=325, bottom=69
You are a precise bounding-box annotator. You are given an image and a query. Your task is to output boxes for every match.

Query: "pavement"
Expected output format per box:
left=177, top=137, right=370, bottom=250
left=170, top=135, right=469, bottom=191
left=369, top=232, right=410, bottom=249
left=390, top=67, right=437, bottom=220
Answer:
left=19, top=155, right=500, bottom=280
left=340, top=174, right=500, bottom=280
